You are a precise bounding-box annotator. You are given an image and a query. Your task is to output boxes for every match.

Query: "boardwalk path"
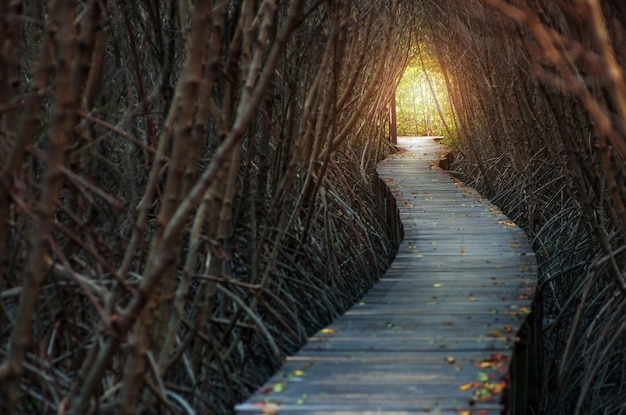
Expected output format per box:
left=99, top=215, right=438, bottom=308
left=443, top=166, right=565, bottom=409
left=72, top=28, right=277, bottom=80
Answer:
left=237, top=137, right=537, bottom=414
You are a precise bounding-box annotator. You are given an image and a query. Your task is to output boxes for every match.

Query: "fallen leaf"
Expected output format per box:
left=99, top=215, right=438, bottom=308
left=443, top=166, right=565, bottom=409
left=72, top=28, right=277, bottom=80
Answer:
left=320, top=328, right=336, bottom=335
left=477, top=372, right=489, bottom=381
left=498, top=221, right=516, bottom=227
left=445, top=356, right=456, bottom=364
left=255, top=402, right=279, bottom=414
left=491, top=381, right=506, bottom=394
left=459, top=383, right=472, bottom=391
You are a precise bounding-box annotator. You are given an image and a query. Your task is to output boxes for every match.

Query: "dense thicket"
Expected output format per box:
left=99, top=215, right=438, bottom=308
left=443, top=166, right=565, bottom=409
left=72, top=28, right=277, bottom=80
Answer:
left=0, top=1, right=413, bottom=413
left=5, top=1, right=625, bottom=413
left=424, top=1, right=626, bottom=413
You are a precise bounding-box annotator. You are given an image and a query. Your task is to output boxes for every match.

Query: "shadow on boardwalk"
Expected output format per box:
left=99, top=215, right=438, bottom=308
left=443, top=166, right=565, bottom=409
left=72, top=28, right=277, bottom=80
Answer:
left=238, top=137, right=537, bottom=415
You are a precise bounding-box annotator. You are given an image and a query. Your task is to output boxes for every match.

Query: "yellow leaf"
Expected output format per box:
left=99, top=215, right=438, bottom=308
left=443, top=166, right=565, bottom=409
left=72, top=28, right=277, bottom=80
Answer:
left=445, top=356, right=456, bottom=364
left=321, top=328, right=336, bottom=335
left=433, top=283, right=443, bottom=287
left=256, top=402, right=279, bottom=414
left=459, top=383, right=473, bottom=391
left=491, top=381, right=506, bottom=394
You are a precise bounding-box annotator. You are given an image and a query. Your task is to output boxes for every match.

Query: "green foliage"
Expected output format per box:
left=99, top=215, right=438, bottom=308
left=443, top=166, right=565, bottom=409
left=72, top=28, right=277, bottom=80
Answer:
left=395, top=46, right=455, bottom=140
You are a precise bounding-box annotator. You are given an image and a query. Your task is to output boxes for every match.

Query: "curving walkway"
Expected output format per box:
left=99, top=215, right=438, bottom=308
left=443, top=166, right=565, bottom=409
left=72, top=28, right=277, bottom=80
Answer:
left=237, top=137, right=537, bottom=415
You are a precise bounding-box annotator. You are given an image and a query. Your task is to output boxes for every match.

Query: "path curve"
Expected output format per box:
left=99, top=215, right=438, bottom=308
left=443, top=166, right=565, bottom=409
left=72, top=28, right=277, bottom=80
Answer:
left=237, top=136, right=537, bottom=414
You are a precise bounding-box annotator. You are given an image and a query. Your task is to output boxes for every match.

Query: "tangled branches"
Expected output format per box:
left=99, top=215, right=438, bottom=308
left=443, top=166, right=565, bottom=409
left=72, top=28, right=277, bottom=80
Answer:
left=0, top=1, right=412, bottom=414
left=424, top=1, right=626, bottom=413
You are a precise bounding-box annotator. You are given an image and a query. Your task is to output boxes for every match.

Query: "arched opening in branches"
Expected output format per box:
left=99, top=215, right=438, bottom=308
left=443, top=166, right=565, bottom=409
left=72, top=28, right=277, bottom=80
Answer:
left=395, top=43, right=456, bottom=141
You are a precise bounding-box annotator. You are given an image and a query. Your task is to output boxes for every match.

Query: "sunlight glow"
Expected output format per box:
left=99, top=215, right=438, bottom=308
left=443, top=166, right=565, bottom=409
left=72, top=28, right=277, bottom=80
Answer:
left=396, top=56, right=453, bottom=138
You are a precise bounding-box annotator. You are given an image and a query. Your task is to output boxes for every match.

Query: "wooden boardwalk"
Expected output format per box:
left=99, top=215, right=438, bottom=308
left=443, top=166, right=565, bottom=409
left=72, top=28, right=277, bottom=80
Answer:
left=237, top=137, right=537, bottom=415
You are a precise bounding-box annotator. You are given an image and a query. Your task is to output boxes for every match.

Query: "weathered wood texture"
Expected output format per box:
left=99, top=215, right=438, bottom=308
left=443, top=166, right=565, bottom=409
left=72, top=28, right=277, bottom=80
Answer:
left=237, top=137, right=537, bottom=415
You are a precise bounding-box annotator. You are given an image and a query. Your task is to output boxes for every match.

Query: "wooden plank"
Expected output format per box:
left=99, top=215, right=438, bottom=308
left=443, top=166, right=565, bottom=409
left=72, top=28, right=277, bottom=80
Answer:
left=237, top=405, right=501, bottom=415
left=236, top=137, right=536, bottom=415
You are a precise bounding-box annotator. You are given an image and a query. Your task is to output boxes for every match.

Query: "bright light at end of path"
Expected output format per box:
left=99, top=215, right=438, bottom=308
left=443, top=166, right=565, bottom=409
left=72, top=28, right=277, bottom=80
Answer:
left=395, top=55, right=453, bottom=139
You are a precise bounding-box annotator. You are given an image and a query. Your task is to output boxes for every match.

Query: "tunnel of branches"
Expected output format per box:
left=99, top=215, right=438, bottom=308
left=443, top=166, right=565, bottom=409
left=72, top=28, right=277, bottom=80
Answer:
left=1, top=1, right=626, bottom=414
